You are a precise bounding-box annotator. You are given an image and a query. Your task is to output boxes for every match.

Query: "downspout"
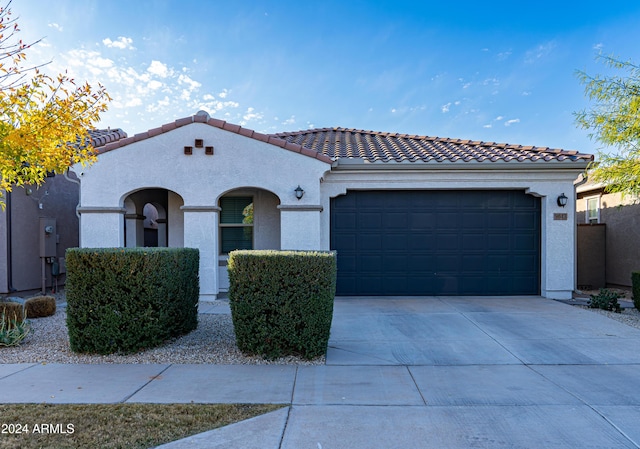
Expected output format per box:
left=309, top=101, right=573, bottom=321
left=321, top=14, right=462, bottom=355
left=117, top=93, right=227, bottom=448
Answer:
left=64, top=170, right=81, bottom=244
left=6, top=190, right=15, bottom=292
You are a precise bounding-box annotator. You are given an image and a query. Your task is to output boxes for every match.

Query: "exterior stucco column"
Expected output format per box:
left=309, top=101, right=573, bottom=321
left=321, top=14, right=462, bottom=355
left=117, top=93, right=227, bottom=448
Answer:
left=124, top=213, right=144, bottom=247
left=540, top=194, right=576, bottom=299
left=181, top=205, right=220, bottom=301
left=78, top=207, right=126, bottom=247
left=278, top=205, right=323, bottom=250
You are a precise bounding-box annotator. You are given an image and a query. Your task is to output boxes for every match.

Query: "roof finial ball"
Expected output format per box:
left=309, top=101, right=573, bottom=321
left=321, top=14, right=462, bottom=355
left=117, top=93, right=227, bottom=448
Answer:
left=195, top=110, right=210, bottom=120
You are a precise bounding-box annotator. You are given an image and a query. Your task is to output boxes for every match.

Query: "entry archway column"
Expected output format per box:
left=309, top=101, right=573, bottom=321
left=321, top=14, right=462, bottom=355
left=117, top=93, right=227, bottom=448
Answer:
left=77, top=207, right=126, bottom=247
left=180, top=205, right=220, bottom=300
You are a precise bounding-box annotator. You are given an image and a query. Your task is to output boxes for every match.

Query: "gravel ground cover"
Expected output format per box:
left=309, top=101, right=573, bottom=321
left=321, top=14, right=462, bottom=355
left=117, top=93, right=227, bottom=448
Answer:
left=1, top=293, right=323, bottom=365
left=3, top=290, right=640, bottom=365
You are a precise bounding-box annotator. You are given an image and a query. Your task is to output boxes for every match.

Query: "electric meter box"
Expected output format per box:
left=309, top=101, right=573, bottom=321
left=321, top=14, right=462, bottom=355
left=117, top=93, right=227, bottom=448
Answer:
left=39, top=217, right=57, bottom=258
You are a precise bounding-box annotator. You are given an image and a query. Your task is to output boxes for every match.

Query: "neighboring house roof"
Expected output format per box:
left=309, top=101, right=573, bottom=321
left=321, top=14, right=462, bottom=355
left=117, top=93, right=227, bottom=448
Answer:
left=87, top=112, right=593, bottom=167
left=272, top=127, right=594, bottom=164
left=88, top=128, right=128, bottom=147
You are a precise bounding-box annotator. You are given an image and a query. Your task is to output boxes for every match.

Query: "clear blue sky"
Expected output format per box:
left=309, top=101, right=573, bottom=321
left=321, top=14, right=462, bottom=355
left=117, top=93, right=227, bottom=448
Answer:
left=14, top=0, right=640, bottom=154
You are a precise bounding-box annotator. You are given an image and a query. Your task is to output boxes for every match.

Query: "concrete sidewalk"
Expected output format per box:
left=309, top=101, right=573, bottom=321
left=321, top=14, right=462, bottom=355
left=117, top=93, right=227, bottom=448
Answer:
left=2, top=296, right=640, bottom=448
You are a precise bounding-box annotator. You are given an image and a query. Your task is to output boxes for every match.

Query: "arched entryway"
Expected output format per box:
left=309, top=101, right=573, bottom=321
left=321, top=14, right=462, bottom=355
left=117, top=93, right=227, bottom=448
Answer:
left=123, top=189, right=184, bottom=248
left=217, top=187, right=281, bottom=291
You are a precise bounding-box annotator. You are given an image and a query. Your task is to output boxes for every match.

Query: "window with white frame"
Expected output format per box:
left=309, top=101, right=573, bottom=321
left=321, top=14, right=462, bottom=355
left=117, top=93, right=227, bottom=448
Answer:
left=219, top=196, right=254, bottom=254
left=586, top=196, right=600, bottom=224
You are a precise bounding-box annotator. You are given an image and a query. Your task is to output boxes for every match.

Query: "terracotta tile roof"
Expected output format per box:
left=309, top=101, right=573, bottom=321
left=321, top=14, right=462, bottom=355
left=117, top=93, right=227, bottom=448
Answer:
left=272, top=127, right=594, bottom=164
left=94, top=112, right=333, bottom=164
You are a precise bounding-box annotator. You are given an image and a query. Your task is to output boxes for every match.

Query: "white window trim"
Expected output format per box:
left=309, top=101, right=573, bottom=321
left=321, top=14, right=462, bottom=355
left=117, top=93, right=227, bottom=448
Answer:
left=219, top=194, right=255, bottom=254
left=585, top=195, right=601, bottom=224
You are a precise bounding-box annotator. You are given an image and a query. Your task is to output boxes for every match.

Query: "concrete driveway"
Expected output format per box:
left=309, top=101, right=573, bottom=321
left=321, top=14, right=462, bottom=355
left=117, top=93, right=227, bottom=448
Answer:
left=154, top=296, right=640, bottom=448
left=4, top=296, right=640, bottom=448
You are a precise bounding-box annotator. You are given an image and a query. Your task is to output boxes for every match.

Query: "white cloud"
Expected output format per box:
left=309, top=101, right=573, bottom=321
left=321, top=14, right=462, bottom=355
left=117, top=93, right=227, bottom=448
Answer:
left=147, top=80, right=163, bottom=90
left=203, top=94, right=215, bottom=101
left=218, top=89, right=228, bottom=98
left=125, top=97, right=142, bottom=107
left=593, top=43, right=604, bottom=51
left=48, top=23, right=63, bottom=32
left=282, top=115, right=296, bottom=126
left=147, top=60, right=170, bottom=78
left=441, top=103, right=451, bottom=113
left=496, top=116, right=504, bottom=121
left=146, top=96, right=171, bottom=113
left=521, top=91, right=532, bottom=96
left=103, top=37, right=135, bottom=50
left=525, top=41, right=556, bottom=64
left=505, top=118, right=520, bottom=126
left=65, top=49, right=114, bottom=69
left=483, top=124, right=492, bottom=128
left=391, top=108, right=397, bottom=113
left=240, top=107, right=263, bottom=125
left=178, top=74, right=201, bottom=91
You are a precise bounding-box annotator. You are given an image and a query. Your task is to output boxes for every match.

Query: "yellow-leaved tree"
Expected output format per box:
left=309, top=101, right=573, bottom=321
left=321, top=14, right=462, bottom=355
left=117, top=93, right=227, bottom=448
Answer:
left=0, top=1, right=110, bottom=208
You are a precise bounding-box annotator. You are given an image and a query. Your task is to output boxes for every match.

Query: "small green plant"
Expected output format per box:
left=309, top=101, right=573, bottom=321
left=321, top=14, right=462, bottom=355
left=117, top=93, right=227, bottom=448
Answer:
left=0, top=311, right=31, bottom=347
left=588, top=288, right=622, bottom=313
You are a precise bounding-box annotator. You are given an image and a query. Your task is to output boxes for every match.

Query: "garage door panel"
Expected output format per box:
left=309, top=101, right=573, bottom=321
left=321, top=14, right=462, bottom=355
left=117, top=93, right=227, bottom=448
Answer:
left=436, top=234, right=459, bottom=250
left=331, top=190, right=540, bottom=296
left=334, top=235, right=356, bottom=250
left=462, top=233, right=485, bottom=250
left=413, top=234, right=435, bottom=249
left=486, top=254, right=510, bottom=270
left=358, top=277, right=383, bottom=295
left=462, top=255, right=484, bottom=271
left=486, top=195, right=511, bottom=208
left=487, top=234, right=511, bottom=250
left=359, top=213, right=382, bottom=228
left=338, top=254, right=358, bottom=272
left=334, top=212, right=356, bottom=230
left=410, top=212, right=435, bottom=229
left=384, top=254, right=408, bottom=272
left=513, top=234, right=537, bottom=251
left=436, top=254, right=459, bottom=271
left=384, top=213, right=408, bottom=228
left=382, top=234, right=408, bottom=250
left=514, top=212, right=538, bottom=229
left=487, top=212, right=511, bottom=228
left=512, top=254, right=537, bottom=271
left=360, top=254, right=382, bottom=272
left=436, top=213, right=458, bottom=229
left=358, top=234, right=382, bottom=250
left=462, top=212, right=485, bottom=228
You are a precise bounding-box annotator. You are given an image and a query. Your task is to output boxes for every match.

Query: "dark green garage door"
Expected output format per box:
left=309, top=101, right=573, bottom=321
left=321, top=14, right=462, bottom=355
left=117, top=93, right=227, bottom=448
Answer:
left=330, top=190, right=540, bottom=296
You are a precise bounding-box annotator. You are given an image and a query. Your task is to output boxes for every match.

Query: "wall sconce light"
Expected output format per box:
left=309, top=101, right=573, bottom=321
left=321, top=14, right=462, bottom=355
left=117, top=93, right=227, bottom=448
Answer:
left=294, top=185, right=305, bottom=200
left=557, top=193, right=568, bottom=208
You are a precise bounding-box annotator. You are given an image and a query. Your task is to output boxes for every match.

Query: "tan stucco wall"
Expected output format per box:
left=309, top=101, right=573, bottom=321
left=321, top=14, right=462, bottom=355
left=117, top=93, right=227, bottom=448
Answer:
left=1, top=175, right=80, bottom=293
left=577, top=189, right=640, bottom=287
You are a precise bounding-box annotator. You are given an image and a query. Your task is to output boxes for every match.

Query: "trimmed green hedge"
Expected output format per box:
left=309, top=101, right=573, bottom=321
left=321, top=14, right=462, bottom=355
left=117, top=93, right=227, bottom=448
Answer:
left=633, top=272, right=640, bottom=311
left=228, top=250, right=337, bottom=360
left=66, top=247, right=199, bottom=354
